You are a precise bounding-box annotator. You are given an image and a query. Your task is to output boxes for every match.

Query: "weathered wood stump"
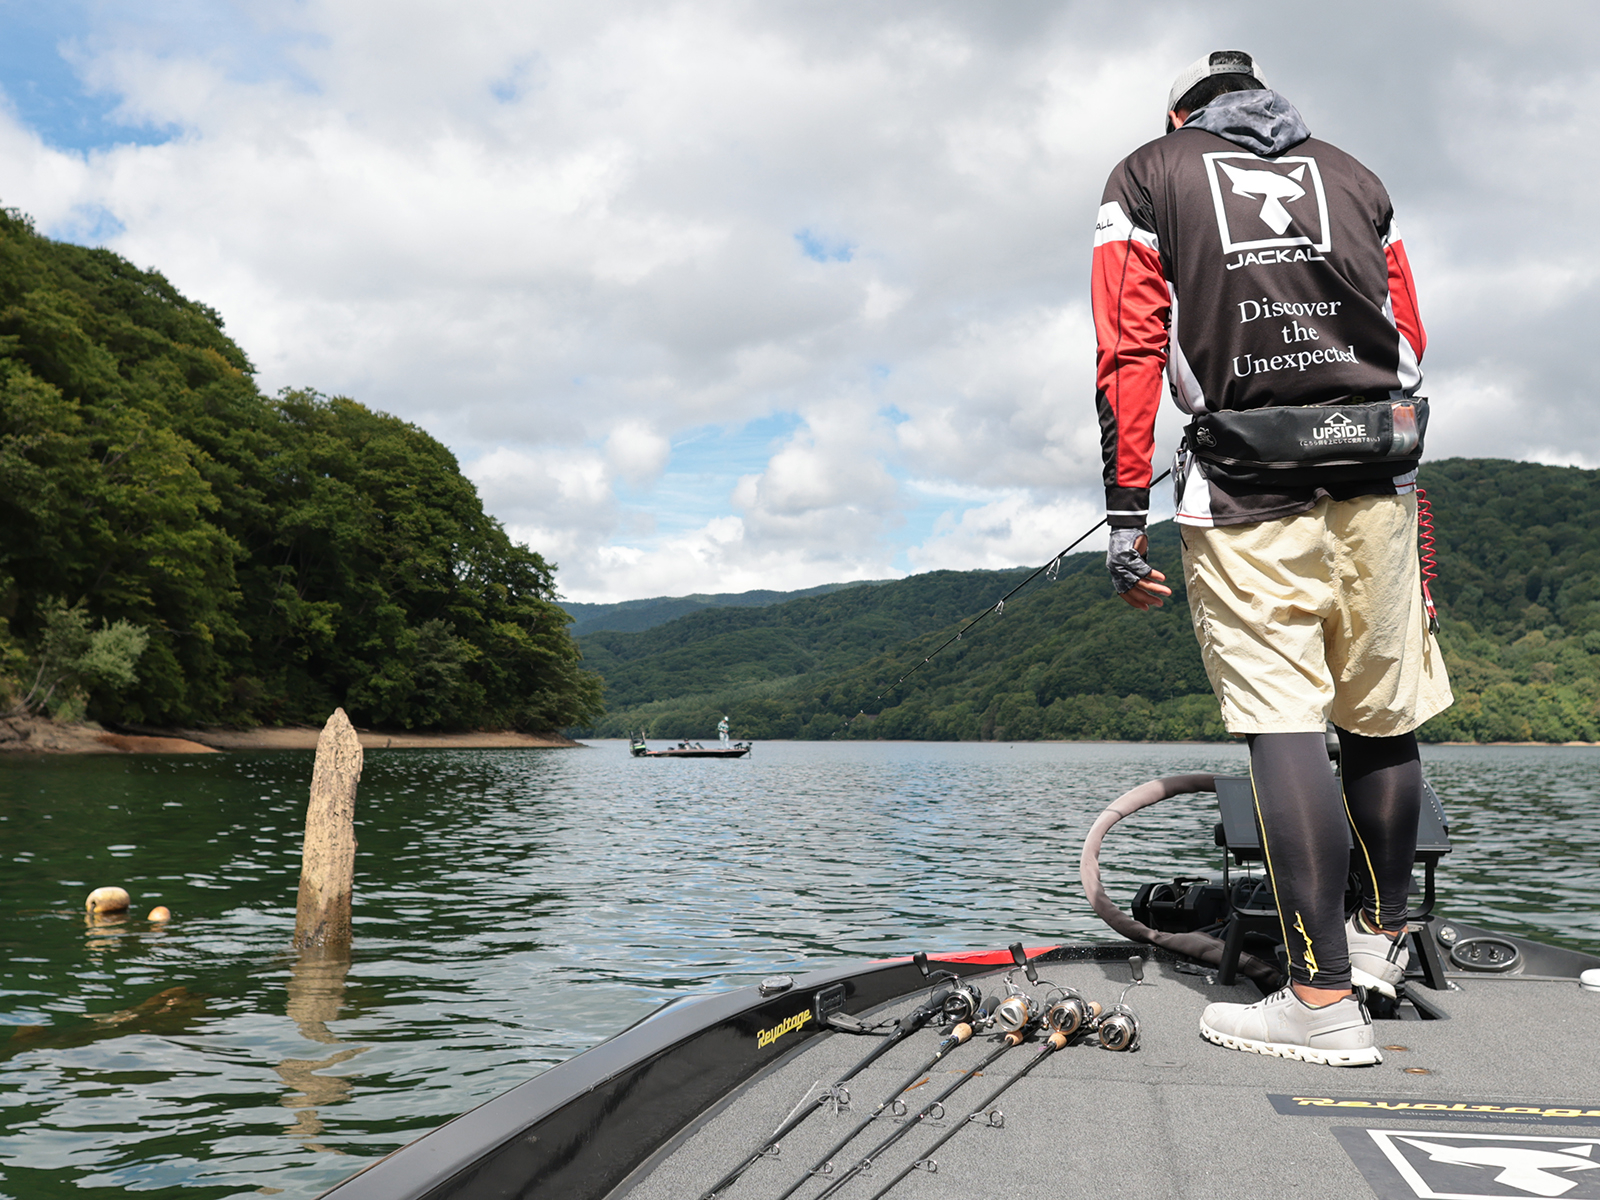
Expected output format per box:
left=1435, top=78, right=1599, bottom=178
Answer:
left=293, top=708, right=362, bottom=953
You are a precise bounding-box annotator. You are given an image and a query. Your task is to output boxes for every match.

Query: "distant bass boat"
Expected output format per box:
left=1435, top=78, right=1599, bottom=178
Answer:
left=629, top=725, right=752, bottom=759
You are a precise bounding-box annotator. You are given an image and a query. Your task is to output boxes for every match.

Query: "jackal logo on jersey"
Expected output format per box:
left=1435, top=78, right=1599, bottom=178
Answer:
left=1204, top=152, right=1330, bottom=256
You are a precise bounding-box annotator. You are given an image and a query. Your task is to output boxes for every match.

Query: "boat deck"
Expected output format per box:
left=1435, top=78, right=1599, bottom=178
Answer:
left=618, top=956, right=1600, bottom=1200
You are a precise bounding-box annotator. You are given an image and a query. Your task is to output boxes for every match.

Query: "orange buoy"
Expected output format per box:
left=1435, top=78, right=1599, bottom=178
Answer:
left=147, top=906, right=171, bottom=923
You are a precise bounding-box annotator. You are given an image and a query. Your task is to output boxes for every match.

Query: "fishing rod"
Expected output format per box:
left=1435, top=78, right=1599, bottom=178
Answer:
left=806, top=1023, right=1034, bottom=1200
left=698, top=983, right=957, bottom=1200
left=861, top=956, right=1150, bottom=1199
left=770, top=997, right=1000, bottom=1200
left=850, top=468, right=1173, bottom=719
left=861, top=1029, right=1071, bottom=1200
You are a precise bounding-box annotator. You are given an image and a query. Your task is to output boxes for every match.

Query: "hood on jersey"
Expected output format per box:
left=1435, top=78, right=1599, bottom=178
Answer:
left=1182, top=88, right=1310, bottom=157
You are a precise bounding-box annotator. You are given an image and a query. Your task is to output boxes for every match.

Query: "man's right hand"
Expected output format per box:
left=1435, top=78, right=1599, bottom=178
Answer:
left=1107, top=528, right=1173, bottom=610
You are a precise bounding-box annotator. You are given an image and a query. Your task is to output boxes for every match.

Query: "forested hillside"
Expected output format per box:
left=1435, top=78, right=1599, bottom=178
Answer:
left=587, top=459, right=1600, bottom=743
left=1413, top=459, right=1600, bottom=741
left=0, top=207, right=602, bottom=731
left=561, top=581, right=880, bottom=636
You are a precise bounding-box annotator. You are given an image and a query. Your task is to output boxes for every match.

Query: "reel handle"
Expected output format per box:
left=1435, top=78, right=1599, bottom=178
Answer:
left=1008, top=941, right=1040, bottom=985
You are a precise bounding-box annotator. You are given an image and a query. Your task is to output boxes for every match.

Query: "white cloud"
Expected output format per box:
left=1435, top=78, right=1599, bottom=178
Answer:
left=3, top=1, right=1598, bottom=602
left=908, top=489, right=1108, bottom=573
left=605, top=422, right=671, bottom=486
left=889, top=304, right=1098, bottom=490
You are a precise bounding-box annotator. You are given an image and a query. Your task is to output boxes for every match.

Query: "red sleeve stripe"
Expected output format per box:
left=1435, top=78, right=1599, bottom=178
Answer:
left=1092, top=230, right=1169, bottom=493
left=1385, top=236, right=1426, bottom=363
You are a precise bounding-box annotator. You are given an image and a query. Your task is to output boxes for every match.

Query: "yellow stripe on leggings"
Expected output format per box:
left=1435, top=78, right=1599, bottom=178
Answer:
left=1250, top=763, right=1314, bottom=981
left=1343, top=778, right=1382, bottom=928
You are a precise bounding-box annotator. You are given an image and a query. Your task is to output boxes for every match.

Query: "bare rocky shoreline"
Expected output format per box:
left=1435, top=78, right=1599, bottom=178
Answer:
left=0, top=716, right=580, bottom=755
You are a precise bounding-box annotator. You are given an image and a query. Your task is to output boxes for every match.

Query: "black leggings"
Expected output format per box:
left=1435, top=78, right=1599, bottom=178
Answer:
left=1247, top=728, right=1421, bottom=989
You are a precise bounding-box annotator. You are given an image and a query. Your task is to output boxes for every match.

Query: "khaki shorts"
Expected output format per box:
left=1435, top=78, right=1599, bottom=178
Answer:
left=1180, top=493, right=1453, bottom=736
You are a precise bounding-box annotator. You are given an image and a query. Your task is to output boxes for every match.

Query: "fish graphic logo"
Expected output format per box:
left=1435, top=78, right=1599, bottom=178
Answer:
left=1398, top=1136, right=1599, bottom=1197
left=1216, top=161, right=1307, bottom=235
left=1346, top=1129, right=1600, bottom=1200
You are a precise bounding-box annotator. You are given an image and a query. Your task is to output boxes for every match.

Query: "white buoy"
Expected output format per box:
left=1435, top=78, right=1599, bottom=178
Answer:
left=86, top=886, right=130, bottom=914
left=1581, top=968, right=1600, bottom=993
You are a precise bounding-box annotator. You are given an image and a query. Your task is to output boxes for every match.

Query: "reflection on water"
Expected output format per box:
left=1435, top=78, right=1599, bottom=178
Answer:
left=0, top=741, right=1595, bottom=1196
left=279, top=953, right=364, bottom=1152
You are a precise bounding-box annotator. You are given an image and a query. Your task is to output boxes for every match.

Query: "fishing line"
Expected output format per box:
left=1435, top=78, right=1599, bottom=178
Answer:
left=849, top=468, right=1173, bottom=721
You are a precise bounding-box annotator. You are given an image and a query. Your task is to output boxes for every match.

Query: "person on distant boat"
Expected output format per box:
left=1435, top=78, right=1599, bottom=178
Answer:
left=1091, top=50, right=1452, bottom=1066
left=718, top=715, right=730, bottom=746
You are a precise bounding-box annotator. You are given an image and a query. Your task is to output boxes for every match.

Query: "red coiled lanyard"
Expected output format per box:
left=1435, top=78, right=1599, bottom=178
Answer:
left=1417, top=487, right=1439, bottom=634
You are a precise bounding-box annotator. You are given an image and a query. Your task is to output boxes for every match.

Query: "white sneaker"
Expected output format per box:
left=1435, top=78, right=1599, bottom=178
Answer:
left=1346, top=912, right=1410, bottom=999
left=1200, top=986, right=1381, bottom=1066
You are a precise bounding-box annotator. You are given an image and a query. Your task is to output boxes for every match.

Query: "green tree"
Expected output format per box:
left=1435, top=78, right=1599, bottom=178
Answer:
left=0, top=206, right=601, bottom=732
left=4, top=599, right=149, bottom=720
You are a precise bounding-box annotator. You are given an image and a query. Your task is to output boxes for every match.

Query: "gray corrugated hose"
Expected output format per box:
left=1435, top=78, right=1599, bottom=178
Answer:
left=1079, top=773, right=1283, bottom=991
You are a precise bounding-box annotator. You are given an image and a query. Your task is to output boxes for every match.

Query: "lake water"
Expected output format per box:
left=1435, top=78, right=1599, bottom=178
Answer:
left=2, top=741, right=1597, bottom=1198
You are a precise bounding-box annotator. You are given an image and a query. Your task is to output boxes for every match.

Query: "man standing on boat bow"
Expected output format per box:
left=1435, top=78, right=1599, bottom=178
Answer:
left=1092, top=51, right=1453, bottom=1065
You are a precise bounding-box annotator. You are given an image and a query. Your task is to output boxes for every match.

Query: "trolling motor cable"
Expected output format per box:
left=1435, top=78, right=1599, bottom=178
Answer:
left=849, top=469, right=1173, bottom=722
left=769, top=997, right=999, bottom=1200
left=1078, top=774, right=1282, bottom=991
left=698, top=986, right=955, bottom=1199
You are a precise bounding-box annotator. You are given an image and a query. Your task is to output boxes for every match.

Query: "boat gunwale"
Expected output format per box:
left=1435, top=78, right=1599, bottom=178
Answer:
left=315, top=943, right=1157, bottom=1199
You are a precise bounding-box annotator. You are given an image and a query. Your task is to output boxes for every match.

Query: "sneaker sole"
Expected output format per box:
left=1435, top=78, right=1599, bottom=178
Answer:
left=1350, top=965, right=1399, bottom=999
left=1199, top=1019, right=1383, bottom=1067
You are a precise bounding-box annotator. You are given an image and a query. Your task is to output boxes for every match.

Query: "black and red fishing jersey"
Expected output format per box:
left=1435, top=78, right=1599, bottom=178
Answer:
left=1091, top=89, right=1426, bottom=527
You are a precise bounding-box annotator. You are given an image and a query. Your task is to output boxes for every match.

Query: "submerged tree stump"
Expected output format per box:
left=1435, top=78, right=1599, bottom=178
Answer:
left=293, top=708, right=362, bottom=953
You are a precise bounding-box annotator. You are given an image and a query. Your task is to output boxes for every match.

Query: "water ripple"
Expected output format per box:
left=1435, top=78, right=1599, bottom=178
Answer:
left=1, top=741, right=1595, bottom=1196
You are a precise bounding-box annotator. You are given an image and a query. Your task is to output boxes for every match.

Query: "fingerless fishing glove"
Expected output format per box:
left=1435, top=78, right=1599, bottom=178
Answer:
left=1107, top=527, right=1153, bottom=595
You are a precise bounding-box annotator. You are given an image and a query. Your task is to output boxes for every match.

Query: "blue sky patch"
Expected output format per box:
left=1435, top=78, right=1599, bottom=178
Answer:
left=0, top=2, right=172, bottom=152
left=49, top=204, right=127, bottom=245
left=794, top=228, right=853, bottom=263
left=616, top=413, right=807, bottom=538
left=0, top=0, right=320, bottom=153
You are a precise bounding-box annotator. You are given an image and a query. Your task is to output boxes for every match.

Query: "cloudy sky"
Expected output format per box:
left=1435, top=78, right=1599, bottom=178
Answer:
left=2, top=1, right=1595, bottom=602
